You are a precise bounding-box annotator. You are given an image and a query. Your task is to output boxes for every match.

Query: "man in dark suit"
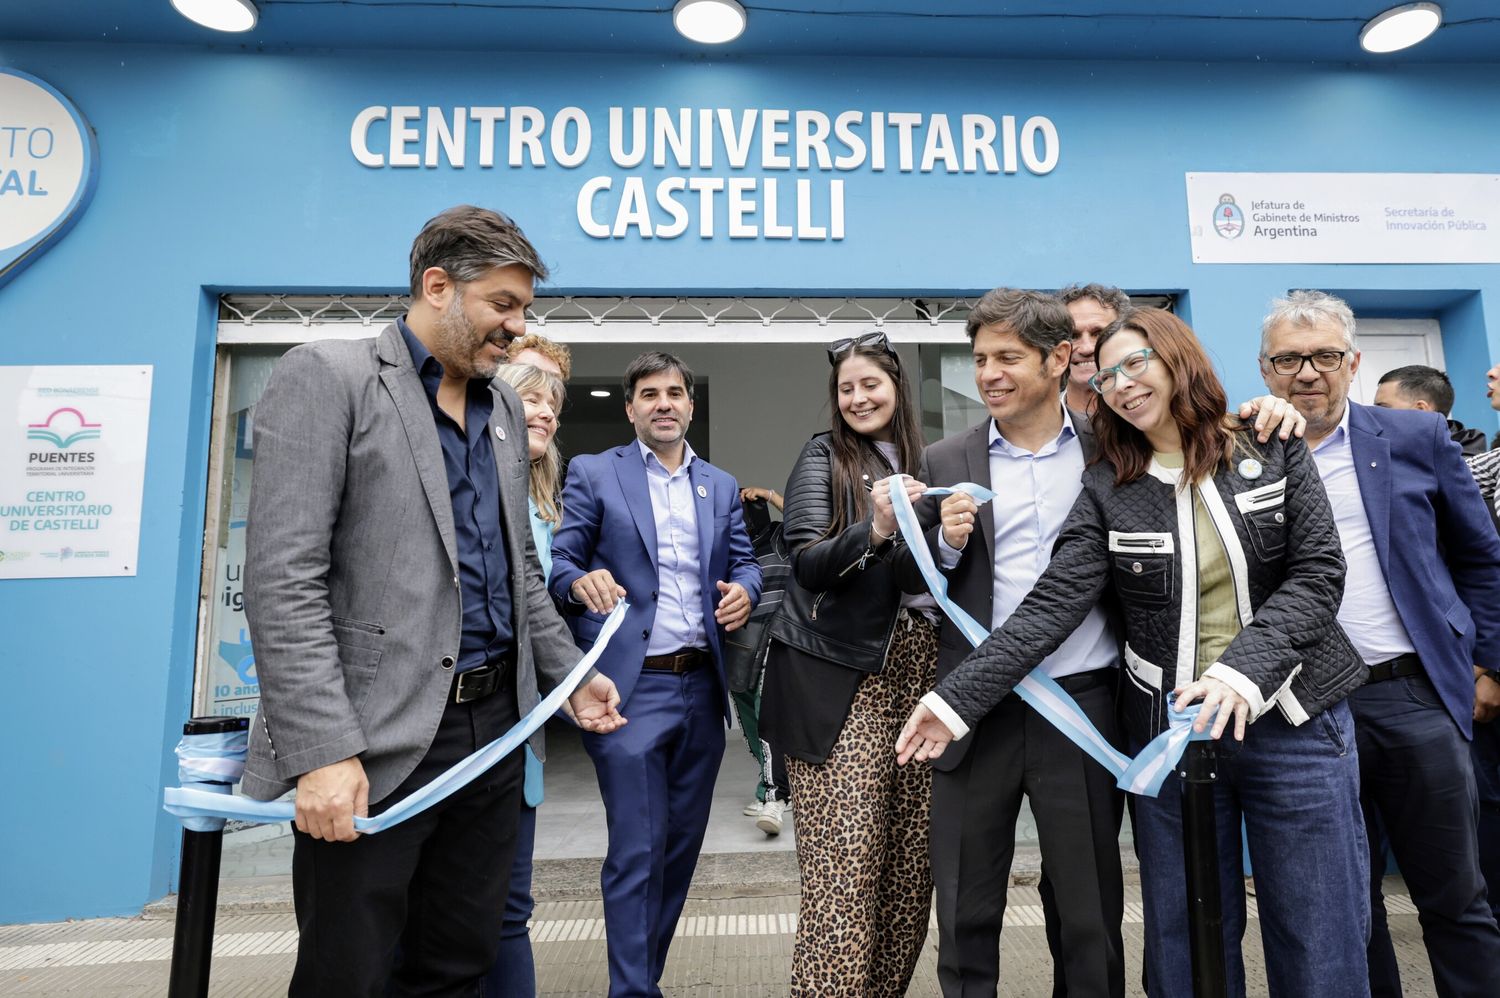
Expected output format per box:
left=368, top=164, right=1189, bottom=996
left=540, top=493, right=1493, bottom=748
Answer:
left=1260, top=289, right=1500, bottom=997
left=549, top=351, right=762, bottom=998
left=911, top=288, right=1128, bottom=998
left=242, top=205, right=624, bottom=997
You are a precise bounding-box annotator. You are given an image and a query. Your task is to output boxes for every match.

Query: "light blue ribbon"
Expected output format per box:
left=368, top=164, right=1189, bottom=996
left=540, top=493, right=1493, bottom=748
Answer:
left=174, top=729, right=249, bottom=832
left=887, top=477, right=1209, bottom=796
left=164, top=601, right=629, bottom=832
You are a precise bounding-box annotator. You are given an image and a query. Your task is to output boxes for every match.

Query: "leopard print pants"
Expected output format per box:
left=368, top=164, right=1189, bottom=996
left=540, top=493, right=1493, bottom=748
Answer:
left=785, top=609, right=938, bottom=997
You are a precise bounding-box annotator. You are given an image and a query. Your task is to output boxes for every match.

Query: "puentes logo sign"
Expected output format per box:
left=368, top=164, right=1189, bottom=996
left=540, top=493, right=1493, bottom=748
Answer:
left=0, top=69, right=99, bottom=289
left=27, top=406, right=102, bottom=449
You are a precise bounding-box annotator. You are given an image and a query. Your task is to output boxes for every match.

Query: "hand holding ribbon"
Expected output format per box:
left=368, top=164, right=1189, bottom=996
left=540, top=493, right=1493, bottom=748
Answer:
left=165, top=601, right=631, bottom=834
left=883, top=475, right=1212, bottom=797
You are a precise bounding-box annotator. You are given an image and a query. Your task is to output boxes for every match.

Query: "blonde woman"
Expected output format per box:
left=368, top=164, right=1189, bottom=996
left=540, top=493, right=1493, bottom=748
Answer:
left=485, top=360, right=566, bottom=998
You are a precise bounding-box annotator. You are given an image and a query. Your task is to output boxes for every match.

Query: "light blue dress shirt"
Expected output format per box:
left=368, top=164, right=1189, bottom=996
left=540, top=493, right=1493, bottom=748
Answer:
left=639, top=440, right=709, bottom=655
left=524, top=495, right=555, bottom=808
left=939, top=409, right=1118, bottom=679
left=528, top=496, right=554, bottom=584
left=1309, top=405, right=1416, bottom=666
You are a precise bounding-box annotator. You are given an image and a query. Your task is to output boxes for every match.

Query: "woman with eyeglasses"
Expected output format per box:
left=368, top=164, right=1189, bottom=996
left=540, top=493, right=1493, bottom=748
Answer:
left=760, top=331, right=938, bottom=996
left=898, top=308, right=1371, bottom=997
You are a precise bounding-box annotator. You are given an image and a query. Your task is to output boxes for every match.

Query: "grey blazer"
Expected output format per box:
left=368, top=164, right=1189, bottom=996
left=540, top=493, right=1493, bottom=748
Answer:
left=240, top=323, right=583, bottom=804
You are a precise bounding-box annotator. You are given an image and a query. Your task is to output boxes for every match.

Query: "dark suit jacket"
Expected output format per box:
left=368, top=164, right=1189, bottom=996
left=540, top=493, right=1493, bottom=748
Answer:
left=911, top=408, right=1109, bottom=770
left=549, top=444, right=762, bottom=719
left=1348, top=403, right=1500, bottom=738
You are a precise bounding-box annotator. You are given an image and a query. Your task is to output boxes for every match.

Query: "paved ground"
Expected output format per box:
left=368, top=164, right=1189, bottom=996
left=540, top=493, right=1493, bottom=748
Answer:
left=1, top=880, right=1437, bottom=996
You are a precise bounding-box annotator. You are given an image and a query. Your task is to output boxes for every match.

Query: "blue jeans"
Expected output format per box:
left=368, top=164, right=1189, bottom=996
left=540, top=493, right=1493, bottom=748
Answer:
left=1133, top=701, right=1369, bottom=998
left=1352, top=674, right=1500, bottom=997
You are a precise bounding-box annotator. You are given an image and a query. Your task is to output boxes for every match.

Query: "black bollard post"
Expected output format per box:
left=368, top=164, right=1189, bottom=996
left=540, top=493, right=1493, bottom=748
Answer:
left=167, top=716, right=248, bottom=998
left=1180, top=739, right=1228, bottom=998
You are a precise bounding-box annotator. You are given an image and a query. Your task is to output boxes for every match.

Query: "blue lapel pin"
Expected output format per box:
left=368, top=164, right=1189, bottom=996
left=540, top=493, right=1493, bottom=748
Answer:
left=1238, top=458, right=1262, bottom=480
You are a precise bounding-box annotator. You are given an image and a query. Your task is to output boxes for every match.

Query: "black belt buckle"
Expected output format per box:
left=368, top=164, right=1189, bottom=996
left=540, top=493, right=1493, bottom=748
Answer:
left=453, top=664, right=501, bottom=704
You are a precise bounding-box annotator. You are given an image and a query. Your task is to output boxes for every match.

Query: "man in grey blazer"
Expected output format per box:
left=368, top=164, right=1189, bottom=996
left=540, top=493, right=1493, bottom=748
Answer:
left=242, top=205, right=624, bottom=997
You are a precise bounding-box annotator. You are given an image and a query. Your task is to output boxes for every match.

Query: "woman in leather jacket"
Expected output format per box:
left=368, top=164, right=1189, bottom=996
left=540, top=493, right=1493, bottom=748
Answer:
left=760, top=332, right=937, bottom=997
left=899, top=308, right=1370, bottom=998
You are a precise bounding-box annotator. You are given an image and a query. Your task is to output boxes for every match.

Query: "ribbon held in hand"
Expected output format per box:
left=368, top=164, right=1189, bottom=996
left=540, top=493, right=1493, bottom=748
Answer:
left=886, top=477, right=1207, bottom=796
left=165, top=601, right=630, bottom=833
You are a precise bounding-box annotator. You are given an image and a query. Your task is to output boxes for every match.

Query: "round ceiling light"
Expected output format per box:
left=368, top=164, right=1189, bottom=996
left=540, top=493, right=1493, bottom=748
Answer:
left=171, top=0, right=259, bottom=33
left=1359, top=3, right=1442, bottom=53
left=673, top=0, right=747, bottom=45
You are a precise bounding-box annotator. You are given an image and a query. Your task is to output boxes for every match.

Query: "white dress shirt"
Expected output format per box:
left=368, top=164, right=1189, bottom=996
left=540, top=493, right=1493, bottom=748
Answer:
left=1310, top=405, right=1416, bottom=666
left=639, top=440, right=708, bottom=655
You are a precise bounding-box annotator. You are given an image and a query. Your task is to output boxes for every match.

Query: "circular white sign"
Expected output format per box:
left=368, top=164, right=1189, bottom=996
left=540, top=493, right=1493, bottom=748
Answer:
left=0, top=70, right=94, bottom=261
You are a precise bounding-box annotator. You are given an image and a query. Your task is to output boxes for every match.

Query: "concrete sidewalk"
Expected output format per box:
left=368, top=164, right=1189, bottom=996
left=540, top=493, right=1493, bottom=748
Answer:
left=3, top=879, right=1435, bottom=996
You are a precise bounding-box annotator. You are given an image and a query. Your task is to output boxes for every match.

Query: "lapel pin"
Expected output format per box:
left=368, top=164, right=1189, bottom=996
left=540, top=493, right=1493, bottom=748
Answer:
left=495, top=426, right=506, bottom=441
left=697, top=484, right=708, bottom=498
left=1237, top=458, right=1263, bottom=480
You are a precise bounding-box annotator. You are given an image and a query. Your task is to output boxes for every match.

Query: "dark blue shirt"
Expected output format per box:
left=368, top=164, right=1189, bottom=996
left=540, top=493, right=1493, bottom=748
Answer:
left=399, top=319, right=514, bottom=672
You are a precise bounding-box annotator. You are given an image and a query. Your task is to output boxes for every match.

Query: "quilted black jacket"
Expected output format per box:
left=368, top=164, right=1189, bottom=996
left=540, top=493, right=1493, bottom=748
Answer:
left=934, top=431, right=1364, bottom=744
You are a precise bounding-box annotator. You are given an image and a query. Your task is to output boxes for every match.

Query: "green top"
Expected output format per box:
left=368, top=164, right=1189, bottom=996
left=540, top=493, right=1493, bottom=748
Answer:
left=1155, top=452, right=1241, bottom=678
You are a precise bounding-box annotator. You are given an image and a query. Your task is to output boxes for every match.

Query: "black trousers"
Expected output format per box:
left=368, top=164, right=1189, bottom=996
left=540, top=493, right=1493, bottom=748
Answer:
left=930, top=673, right=1126, bottom=998
left=1352, top=674, right=1500, bottom=998
left=289, top=687, right=523, bottom=998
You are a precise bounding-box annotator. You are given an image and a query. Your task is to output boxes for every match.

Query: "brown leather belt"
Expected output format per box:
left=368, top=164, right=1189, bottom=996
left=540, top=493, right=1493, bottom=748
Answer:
left=641, top=648, right=711, bottom=673
left=1366, top=653, right=1422, bottom=684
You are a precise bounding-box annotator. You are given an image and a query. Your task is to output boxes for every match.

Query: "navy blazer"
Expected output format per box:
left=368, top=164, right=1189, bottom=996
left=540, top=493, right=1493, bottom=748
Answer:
left=549, top=443, right=762, bottom=718
left=1348, top=402, right=1500, bottom=738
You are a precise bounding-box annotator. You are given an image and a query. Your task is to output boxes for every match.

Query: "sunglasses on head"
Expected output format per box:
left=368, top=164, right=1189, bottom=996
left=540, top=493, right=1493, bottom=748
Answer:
left=827, top=331, right=896, bottom=366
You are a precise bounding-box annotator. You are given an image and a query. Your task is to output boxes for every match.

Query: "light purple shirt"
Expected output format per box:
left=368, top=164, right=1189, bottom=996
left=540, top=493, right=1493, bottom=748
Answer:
left=1309, top=405, right=1416, bottom=665
left=639, top=440, right=708, bottom=655
left=938, top=409, right=1118, bottom=679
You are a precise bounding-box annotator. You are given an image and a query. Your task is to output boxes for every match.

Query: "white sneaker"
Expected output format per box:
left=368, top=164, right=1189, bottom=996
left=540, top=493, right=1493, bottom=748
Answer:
left=742, top=800, right=763, bottom=817
left=756, top=798, right=786, bottom=836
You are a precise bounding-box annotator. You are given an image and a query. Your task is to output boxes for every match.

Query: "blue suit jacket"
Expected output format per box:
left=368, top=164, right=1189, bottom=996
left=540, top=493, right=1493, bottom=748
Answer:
left=549, top=443, right=762, bottom=718
left=1348, top=402, right=1500, bottom=738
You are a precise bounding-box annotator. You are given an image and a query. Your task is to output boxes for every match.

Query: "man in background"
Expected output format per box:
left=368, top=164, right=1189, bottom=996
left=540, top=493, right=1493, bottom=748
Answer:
left=1058, top=283, right=1130, bottom=416
left=1374, top=364, right=1488, bottom=454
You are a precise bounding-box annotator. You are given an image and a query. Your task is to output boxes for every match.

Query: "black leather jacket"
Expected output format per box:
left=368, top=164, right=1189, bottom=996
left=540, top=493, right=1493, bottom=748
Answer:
left=768, top=433, right=925, bottom=670
left=935, top=432, right=1365, bottom=744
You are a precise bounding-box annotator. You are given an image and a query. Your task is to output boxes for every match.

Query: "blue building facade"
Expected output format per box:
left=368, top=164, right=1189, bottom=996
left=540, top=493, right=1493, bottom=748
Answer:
left=2, top=3, right=1499, bottom=922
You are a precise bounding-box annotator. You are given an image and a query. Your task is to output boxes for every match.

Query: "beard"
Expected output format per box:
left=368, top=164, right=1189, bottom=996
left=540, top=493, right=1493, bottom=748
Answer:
left=432, top=290, right=507, bottom=380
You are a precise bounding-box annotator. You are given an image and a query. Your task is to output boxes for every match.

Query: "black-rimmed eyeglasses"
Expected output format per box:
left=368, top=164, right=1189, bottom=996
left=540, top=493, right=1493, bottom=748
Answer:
left=827, top=331, right=896, bottom=367
left=1264, top=350, right=1350, bottom=376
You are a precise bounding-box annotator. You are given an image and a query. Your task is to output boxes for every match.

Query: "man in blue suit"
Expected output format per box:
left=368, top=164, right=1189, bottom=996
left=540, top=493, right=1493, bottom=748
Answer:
left=550, top=350, right=762, bottom=997
left=1259, top=290, right=1500, bottom=997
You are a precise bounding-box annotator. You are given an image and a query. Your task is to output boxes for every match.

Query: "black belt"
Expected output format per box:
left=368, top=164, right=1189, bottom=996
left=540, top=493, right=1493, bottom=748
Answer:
left=1366, top=653, right=1423, bottom=684
left=1054, top=668, right=1115, bottom=694
left=641, top=647, right=710, bottom=673
left=451, top=652, right=514, bottom=704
